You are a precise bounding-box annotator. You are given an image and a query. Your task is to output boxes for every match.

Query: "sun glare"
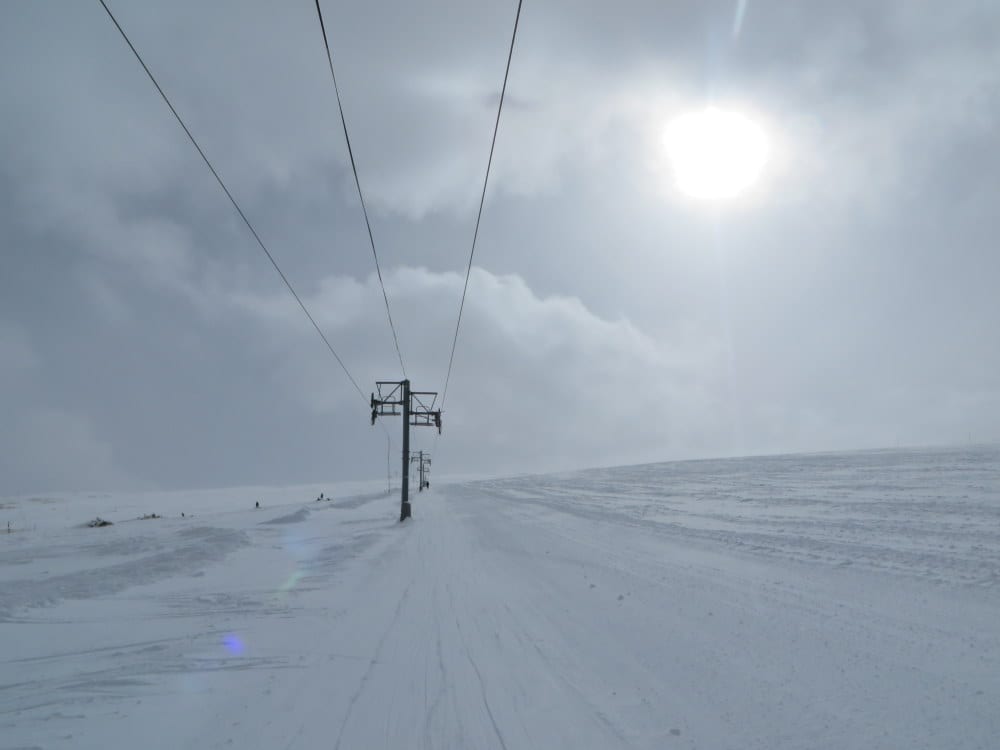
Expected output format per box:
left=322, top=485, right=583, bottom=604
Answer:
left=663, top=107, right=768, bottom=200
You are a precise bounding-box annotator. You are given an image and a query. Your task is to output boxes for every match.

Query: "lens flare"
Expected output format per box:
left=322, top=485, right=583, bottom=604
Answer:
left=280, top=570, right=304, bottom=592
left=222, top=634, right=245, bottom=654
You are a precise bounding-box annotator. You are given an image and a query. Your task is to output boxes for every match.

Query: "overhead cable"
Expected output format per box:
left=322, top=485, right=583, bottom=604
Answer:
left=313, top=0, right=408, bottom=379
left=97, top=0, right=368, bottom=403
left=440, top=0, right=523, bottom=409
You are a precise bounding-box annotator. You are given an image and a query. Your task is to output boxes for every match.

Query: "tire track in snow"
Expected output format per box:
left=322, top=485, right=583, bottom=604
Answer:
left=421, top=582, right=450, bottom=750
left=331, top=571, right=413, bottom=750
left=447, top=581, right=509, bottom=750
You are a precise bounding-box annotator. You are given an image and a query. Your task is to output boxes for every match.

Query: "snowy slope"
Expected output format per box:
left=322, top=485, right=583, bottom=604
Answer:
left=2, top=446, right=999, bottom=749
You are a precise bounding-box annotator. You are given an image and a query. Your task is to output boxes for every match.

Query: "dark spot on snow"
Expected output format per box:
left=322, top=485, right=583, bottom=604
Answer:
left=617, top=594, right=624, bottom=601
left=670, top=728, right=681, bottom=736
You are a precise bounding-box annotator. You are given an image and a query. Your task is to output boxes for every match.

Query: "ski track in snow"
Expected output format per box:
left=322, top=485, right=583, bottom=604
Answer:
left=1, top=445, right=999, bottom=749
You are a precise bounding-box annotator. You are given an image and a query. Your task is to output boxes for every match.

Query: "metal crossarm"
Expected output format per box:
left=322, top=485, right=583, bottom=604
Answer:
left=410, top=411, right=442, bottom=433
left=371, top=382, right=407, bottom=425
left=374, top=381, right=405, bottom=405
left=409, top=391, right=442, bottom=434
left=409, top=391, right=438, bottom=411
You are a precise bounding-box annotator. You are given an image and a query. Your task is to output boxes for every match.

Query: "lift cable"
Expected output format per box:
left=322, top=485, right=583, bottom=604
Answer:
left=313, top=0, right=407, bottom=379
left=97, top=0, right=370, bottom=404
left=440, top=0, right=523, bottom=410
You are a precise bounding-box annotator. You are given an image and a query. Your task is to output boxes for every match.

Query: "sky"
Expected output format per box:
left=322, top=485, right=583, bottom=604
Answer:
left=2, top=0, right=999, bottom=495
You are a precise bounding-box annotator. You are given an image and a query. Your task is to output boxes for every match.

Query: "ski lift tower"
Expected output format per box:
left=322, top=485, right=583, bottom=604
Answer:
left=371, top=380, right=441, bottom=521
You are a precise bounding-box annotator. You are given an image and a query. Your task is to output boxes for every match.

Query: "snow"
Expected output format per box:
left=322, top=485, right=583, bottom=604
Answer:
left=2, top=445, right=999, bottom=748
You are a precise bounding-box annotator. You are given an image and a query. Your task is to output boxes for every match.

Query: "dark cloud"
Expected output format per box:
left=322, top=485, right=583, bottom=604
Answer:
left=1, top=0, right=998, bottom=494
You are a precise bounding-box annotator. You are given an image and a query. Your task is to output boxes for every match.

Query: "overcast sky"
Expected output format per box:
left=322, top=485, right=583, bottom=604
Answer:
left=2, top=0, right=999, bottom=495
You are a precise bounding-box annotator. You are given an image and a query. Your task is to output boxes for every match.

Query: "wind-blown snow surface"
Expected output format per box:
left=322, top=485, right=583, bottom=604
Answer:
left=2, top=446, right=999, bottom=749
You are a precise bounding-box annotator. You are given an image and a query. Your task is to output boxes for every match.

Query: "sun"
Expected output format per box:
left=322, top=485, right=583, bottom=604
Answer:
left=663, top=107, right=768, bottom=200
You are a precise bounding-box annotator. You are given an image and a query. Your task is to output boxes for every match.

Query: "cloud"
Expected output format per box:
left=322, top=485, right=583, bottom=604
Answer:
left=0, top=322, right=37, bottom=383
left=2, top=0, right=999, bottom=492
left=228, top=265, right=727, bottom=473
left=0, top=408, right=139, bottom=496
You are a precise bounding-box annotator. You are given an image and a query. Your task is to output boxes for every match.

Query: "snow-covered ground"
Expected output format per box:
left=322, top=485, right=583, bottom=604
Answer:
left=2, top=445, right=998, bottom=749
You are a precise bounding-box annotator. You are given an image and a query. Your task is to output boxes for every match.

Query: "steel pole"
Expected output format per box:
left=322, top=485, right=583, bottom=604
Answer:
left=400, top=379, right=411, bottom=520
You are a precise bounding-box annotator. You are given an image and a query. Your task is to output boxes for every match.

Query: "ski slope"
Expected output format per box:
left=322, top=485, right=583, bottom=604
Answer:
left=2, top=446, right=999, bottom=749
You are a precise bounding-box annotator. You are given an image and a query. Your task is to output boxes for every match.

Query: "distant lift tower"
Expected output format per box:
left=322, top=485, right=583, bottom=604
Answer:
left=371, top=380, right=441, bottom=521
left=411, top=450, right=432, bottom=491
